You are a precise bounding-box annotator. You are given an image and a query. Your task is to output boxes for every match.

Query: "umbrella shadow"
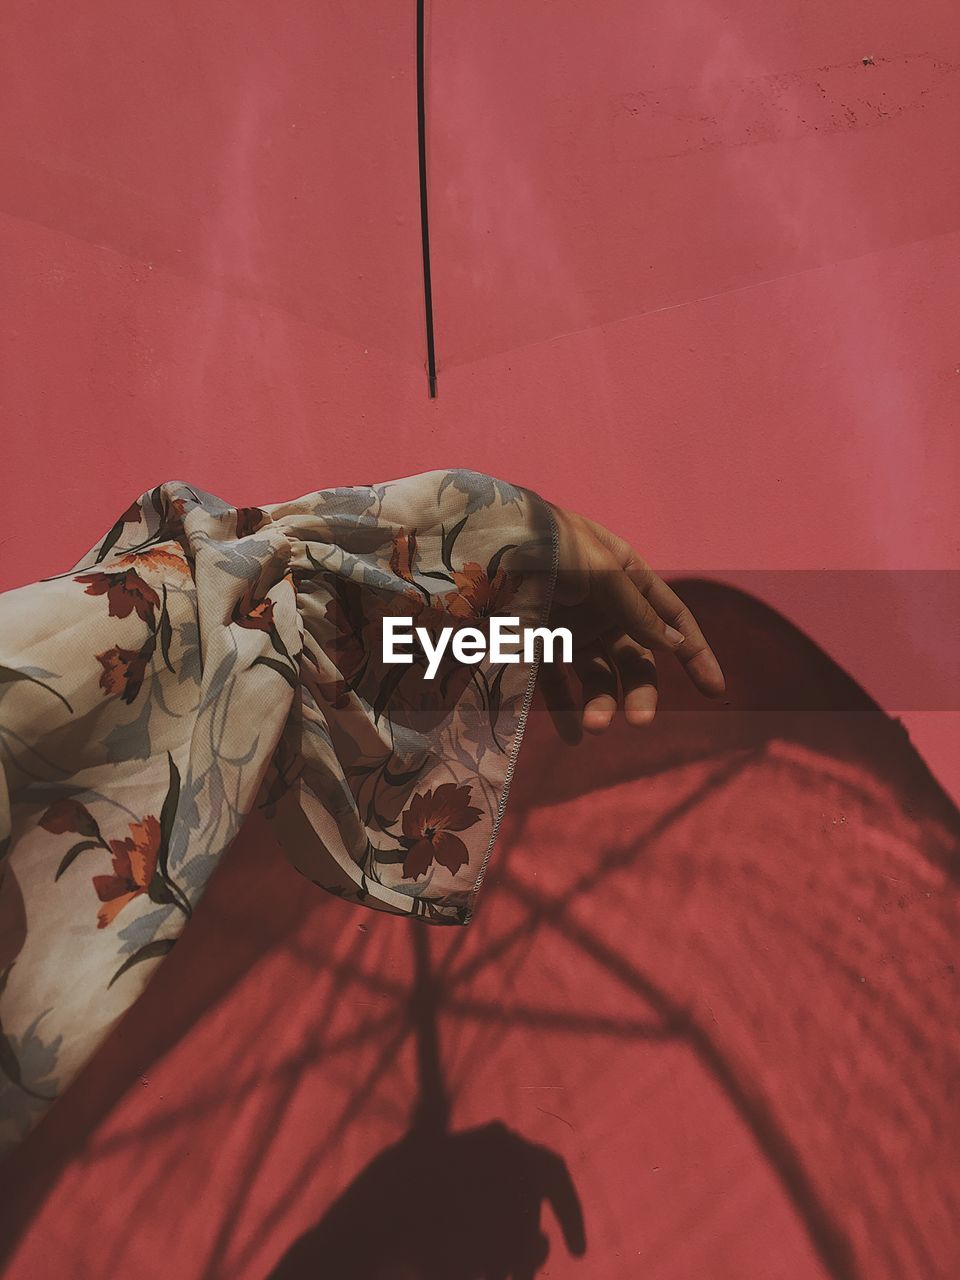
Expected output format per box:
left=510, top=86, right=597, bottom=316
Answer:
left=266, top=578, right=960, bottom=1280
left=1, top=579, right=956, bottom=1280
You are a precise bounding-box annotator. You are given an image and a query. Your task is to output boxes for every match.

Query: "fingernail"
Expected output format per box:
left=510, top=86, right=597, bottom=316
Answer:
left=583, top=710, right=612, bottom=733
left=665, top=626, right=685, bottom=648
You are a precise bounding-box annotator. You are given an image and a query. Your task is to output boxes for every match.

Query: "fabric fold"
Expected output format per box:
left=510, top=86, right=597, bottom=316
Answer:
left=0, top=469, right=557, bottom=1152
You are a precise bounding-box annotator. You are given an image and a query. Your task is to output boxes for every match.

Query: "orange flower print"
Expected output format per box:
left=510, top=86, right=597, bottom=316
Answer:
left=390, top=528, right=418, bottom=582
left=443, top=562, right=519, bottom=620
left=75, top=569, right=160, bottom=623
left=231, top=591, right=275, bottom=632
left=115, top=547, right=190, bottom=575
left=233, top=577, right=299, bottom=681
left=96, top=645, right=151, bottom=704
left=235, top=506, right=266, bottom=538
left=156, top=494, right=190, bottom=548
left=92, top=816, right=162, bottom=928
left=400, top=783, right=482, bottom=879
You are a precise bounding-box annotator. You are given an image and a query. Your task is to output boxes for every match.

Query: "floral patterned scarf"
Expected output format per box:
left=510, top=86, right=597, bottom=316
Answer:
left=0, top=469, right=557, bottom=1152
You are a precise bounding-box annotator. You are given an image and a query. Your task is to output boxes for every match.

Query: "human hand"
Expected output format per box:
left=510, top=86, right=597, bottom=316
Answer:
left=541, top=504, right=725, bottom=741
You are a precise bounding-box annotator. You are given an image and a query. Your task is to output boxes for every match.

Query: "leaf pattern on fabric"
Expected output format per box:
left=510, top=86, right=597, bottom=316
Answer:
left=0, top=469, right=557, bottom=1152
left=437, top=470, right=523, bottom=513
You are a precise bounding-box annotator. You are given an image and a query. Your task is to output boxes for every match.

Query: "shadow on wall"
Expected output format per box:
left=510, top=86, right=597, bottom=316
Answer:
left=1, top=581, right=957, bottom=1280
left=269, top=1118, right=586, bottom=1280
left=270, top=907, right=587, bottom=1280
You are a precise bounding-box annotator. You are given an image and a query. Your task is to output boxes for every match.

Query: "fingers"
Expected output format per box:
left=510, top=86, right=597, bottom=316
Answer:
left=574, top=640, right=618, bottom=733
left=613, top=634, right=659, bottom=726
left=548, top=508, right=726, bottom=730
left=538, top=660, right=582, bottom=745
left=593, top=567, right=687, bottom=654
left=627, top=563, right=726, bottom=697
left=532, top=1146, right=587, bottom=1258
left=585, top=516, right=725, bottom=698
left=573, top=635, right=658, bottom=734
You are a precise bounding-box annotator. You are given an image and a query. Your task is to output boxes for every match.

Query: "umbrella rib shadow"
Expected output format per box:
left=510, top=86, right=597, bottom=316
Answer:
left=426, top=744, right=859, bottom=1278
left=497, top=869, right=859, bottom=1280
left=198, top=928, right=382, bottom=1278
left=445, top=748, right=761, bottom=993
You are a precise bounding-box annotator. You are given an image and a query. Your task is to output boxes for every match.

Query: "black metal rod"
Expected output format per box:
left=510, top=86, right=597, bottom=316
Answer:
left=416, top=0, right=438, bottom=397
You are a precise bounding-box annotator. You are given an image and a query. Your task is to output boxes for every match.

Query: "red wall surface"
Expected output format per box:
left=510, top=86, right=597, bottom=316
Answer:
left=1, top=3, right=958, bottom=1278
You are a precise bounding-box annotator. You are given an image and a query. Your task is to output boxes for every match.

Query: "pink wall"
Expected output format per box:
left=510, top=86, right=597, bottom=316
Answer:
left=2, top=1, right=957, bottom=792
left=1, top=2, right=958, bottom=1276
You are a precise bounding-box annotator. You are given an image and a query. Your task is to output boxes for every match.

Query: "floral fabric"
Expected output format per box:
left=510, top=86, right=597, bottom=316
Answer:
left=0, top=470, right=556, bottom=1152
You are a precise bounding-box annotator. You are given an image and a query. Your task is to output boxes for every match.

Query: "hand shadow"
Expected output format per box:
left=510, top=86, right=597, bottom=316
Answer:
left=269, top=1120, right=586, bottom=1280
